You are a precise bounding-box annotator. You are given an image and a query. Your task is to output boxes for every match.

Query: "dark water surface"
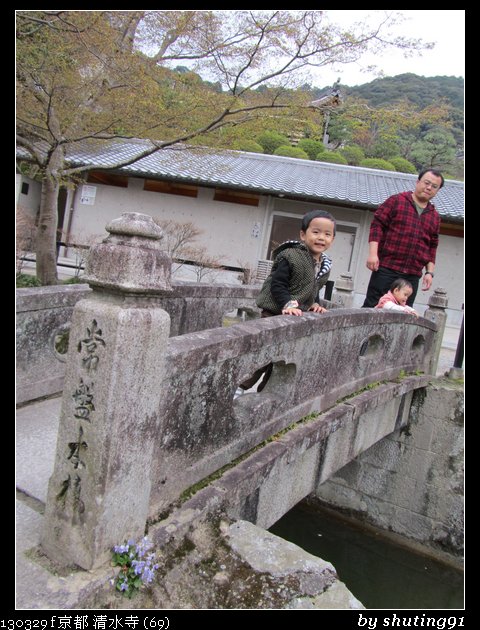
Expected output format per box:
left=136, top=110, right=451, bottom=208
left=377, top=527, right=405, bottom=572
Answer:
left=269, top=502, right=464, bottom=610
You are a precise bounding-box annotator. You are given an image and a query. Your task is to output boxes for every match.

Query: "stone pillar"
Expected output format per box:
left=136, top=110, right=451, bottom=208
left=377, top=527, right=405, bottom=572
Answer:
left=423, top=287, right=448, bottom=376
left=41, top=213, right=172, bottom=570
left=332, top=272, right=354, bottom=308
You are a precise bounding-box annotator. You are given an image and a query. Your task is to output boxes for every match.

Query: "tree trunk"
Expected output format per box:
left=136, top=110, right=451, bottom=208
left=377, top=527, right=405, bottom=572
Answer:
left=35, top=148, right=63, bottom=285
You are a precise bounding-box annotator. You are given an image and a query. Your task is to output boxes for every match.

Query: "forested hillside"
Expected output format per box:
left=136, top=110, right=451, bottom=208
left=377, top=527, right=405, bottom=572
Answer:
left=180, top=69, right=464, bottom=178
left=332, top=74, right=463, bottom=178
left=343, top=73, right=463, bottom=110
left=233, top=73, right=464, bottom=179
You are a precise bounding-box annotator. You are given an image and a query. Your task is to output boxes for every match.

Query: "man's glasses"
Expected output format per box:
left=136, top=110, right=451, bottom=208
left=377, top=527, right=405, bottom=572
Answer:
left=421, top=179, right=440, bottom=190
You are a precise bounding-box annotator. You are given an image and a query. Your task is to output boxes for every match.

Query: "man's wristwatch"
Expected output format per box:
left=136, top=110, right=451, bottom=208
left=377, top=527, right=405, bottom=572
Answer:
left=424, top=271, right=434, bottom=277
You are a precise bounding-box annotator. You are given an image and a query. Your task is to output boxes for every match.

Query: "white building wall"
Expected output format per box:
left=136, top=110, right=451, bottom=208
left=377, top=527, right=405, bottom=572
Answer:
left=434, top=234, right=464, bottom=314
left=67, top=179, right=268, bottom=270
left=16, top=174, right=41, bottom=218
left=16, top=175, right=42, bottom=262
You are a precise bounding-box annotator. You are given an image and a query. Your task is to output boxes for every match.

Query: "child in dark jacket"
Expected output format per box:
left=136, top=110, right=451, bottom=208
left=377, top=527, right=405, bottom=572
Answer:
left=237, top=209, right=336, bottom=394
left=256, top=209, right=335, bottom=315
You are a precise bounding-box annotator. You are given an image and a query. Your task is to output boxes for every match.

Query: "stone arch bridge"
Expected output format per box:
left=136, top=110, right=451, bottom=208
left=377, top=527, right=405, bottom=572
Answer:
left=17, top=213, right=448, bottom=572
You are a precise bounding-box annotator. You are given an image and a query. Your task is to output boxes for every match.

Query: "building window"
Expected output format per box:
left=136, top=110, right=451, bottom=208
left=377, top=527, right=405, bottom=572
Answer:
left=213, top=188, right=260, bottom=206
left=439, top=222, right=464, bottom=237
left=21, top=182, right=29, bottom=195
left=87, top=171, right=128, bottom=188
left=143, top=179, right=198, bottom=197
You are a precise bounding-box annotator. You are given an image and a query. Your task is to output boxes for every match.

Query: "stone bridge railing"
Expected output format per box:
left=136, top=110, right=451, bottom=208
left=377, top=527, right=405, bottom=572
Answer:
left=16, top=282, right=259, bottom=405
left=35, top=213, right=446, bottom=571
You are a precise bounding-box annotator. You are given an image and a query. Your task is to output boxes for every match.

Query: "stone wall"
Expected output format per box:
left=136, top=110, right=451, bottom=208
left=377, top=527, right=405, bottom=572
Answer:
left=156, top=281, right=259, bottom=336
left=314, top=380, right=464, bottom=557
left=16, top=284, right=92, bottom=404
left=16, top=282, right=258, bottom=404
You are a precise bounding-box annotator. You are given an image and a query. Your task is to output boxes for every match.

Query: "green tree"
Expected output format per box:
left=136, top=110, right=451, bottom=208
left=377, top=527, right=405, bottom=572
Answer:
left=330, top=97, right=453, bottom=160
left=16, top=10, right=433, bottom=284
left=410, top=128, right=457, bottom=170
left=366, top=136, right=400, bottom=160
left=323, top=114, right=356, bottom=149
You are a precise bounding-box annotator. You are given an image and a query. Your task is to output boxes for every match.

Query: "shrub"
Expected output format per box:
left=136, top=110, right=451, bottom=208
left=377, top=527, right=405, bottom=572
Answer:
left=297, top=138, right=325, bottom=160
left=232, top=139, right=264, bottom=153
left=340, top=145, right=365, bottom=165
left=16, top=273, right=42, bottom=288
left=316, top=151, right=348, bottom=164
left=273, top=145, right=309, bottom=159
left=388, top=156, right=417, bottom=174
left=256, top=131, right=290, bottom=154
left=359, top=158, right=397, bottom=171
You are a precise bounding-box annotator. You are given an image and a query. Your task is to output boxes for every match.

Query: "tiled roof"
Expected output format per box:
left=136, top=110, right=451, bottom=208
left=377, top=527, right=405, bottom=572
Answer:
left=22, top=138, right=465, bottom=223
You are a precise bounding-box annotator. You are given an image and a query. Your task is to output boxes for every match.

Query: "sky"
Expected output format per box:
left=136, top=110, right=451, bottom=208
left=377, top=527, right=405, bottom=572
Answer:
left=311, top=10, right=465, bottom=87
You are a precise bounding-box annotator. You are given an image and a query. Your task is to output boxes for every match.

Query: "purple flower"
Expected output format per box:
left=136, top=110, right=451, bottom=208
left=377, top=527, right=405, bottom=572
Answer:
left=112, top=536, right=158, bottom=595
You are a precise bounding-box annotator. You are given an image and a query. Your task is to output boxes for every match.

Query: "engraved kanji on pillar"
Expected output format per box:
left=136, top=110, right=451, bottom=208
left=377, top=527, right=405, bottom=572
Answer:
left=56, top=320, right=105, bottom=520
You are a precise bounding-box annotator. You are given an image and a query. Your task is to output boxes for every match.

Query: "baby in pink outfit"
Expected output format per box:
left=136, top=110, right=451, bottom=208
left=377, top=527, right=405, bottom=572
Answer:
left=375, top=278, right=419, bottom=316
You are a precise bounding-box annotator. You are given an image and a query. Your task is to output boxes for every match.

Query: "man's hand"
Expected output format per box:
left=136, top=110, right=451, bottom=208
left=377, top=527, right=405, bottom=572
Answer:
left=366, top=241, right=380, bottom=271
left=422, top=274, right=434, bottom=291
left=366, top=254, right=380, bottom=272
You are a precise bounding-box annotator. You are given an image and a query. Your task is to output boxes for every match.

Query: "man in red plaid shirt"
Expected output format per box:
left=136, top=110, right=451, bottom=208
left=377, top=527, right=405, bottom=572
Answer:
left=362, top=168, right=444, bottom=308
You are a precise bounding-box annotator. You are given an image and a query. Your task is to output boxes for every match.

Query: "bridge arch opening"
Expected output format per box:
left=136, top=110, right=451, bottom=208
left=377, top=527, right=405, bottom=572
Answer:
left=412, top=334, right=425, bottom=351
left=411, top=334, right=426, bottom=360
left=359, top=334, right=385, bottom=358
left=51, top=323, right=71, bottom=362
left=234, top=360, right=297, bottom=403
